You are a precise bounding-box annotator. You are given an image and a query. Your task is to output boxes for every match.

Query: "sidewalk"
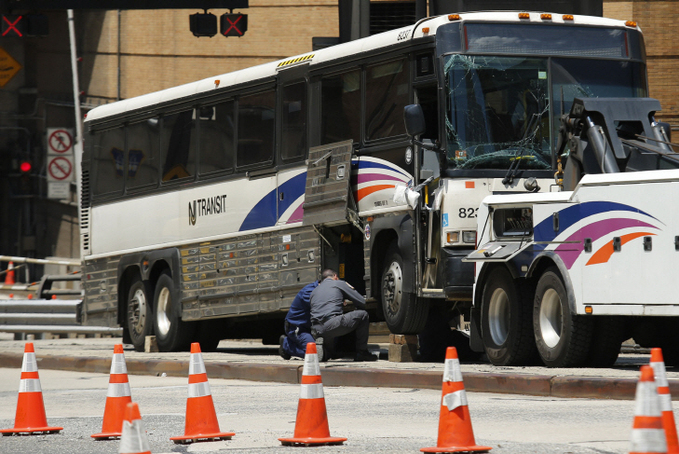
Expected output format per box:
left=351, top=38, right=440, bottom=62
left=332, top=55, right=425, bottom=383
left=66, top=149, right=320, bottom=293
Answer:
left=0, top=333, right=673, bottom=400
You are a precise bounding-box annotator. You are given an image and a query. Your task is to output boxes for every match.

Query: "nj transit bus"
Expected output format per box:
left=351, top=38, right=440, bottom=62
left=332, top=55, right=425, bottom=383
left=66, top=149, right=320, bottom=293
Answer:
left=80, top=11, right=647, bottom=352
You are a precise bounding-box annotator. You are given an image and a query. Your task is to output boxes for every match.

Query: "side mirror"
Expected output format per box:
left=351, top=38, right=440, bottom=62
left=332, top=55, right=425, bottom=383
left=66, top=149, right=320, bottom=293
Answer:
left=404, top=104, right=426, bottom=137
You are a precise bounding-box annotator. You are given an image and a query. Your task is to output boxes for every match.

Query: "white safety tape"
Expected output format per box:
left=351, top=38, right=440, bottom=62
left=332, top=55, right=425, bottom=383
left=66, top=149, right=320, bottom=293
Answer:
left=442, top=389, right=467, bottom=411
left=19, top=378, right=41, bottom=393
left=634, top=382, right=661, bottom=416
left=119, top=419, right=151, bottom=453
left=302, top=354, right=320, bottom=377
left=442, top=358, right=463, bottom=383
left=21, top=353, right=38, bottom=373
left=110, top=355, right=128, bottom=374
left=659, top=393, right=673, bottom=412
left=629, top=428, right=667, bottom=453
left=107, top=382, right=131, bottom=398
left=189, top=354, right=206, bottom=375
left=650, top=362, right=669, bottom=387
left=300, top=383, right=324, bottom=399
left=188, top=381, right=211, bottom=398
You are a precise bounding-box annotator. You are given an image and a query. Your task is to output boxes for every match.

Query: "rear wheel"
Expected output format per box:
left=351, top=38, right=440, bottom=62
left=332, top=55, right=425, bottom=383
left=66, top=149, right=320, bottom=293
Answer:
left=153, top=272, right=194, bottom=352
left=533, top=268, right=593, bottom=367
left=381, top=243, right=428, bottom=334
left=126, top=278, right=153, bottom=352
left=480, top=267, right=537, bottom=366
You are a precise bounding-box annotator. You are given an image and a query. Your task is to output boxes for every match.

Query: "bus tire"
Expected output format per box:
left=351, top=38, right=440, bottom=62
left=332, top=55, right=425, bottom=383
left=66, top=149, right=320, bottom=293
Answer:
left=381, top=244, right=428, bottom=334
left=153, top=271, right=194, bottom=352
left=480, top=267, right=537, bottom=366
left=126, top=278, right=153, bottom=353
left=585, top=316, right=626, bottom=368
left=533, top=267, right=593, bottom=367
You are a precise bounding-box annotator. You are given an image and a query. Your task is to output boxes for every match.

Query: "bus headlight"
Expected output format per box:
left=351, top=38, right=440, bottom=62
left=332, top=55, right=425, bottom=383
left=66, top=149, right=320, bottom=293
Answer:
left=446, top=231, right=459, bottom=244
left=462, top=231, right=476, bottom=244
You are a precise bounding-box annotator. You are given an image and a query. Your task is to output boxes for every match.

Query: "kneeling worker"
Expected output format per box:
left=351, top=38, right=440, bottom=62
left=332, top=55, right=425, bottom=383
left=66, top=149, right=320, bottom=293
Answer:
left=310, top=269, right=377, bottom=362
left=279, top=280, right=319, bottom=359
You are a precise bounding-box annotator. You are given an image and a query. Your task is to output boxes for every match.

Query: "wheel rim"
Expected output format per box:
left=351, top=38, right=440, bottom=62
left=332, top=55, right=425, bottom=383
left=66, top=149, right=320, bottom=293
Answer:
left=539, top=288, right=562, bottom=348
left=382, top=261, right=403, bottom=317
left=488, top=287, right=510, bottom=346
left=129, top=287, right=147, bottom=336
left=156, top=286, right=172, bottom=337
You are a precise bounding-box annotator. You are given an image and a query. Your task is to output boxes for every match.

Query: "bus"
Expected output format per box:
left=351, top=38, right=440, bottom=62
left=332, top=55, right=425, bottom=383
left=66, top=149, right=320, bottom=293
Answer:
left=80, top=11, right=648, bottom=352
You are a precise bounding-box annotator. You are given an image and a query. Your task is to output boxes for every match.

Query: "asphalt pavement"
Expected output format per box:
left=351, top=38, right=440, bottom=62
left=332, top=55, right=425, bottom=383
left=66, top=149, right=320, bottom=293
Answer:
left=0, top=333, right=674, bottom=400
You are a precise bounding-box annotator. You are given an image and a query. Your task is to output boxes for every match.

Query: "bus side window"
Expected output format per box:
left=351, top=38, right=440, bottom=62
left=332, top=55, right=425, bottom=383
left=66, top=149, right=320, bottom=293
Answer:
left=416, top=85, right=439, bottom=142
left=126, top=118, right=160, bottom=191
left=237, top=90, right=275, bottom=168
left=92, top=126, right=125, bottom=198
left=365, top=58, right=409, bottom=141
left=161, top=110, right=196, bottom=182
left=199, top=100, right=235, bottom=176
left=281, top=81, right=306, bottom=162
left=321, top=69, right=360, bottom=145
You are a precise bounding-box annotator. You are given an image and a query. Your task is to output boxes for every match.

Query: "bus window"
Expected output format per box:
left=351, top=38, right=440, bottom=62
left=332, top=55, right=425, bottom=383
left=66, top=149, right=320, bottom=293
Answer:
left=92, top=126, right=125, bottom=198
left=161, top=110, right=196, bottom=182
left=126, top=118, right=160, bottom=191
left=281, top=81, right=307, bottom=162
left=366, top=59, right=409, bottom=141
left=237, top=90, right=275, bottom=168
left=199, top=100, right=235, bottom=176
left=321, top=69, right=360, bottom=145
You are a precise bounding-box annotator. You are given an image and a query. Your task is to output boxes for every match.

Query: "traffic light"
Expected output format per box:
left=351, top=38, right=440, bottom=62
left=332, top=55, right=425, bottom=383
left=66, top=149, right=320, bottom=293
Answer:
left=220, top=13, right=247, bottom=37
left=1, top=14, right=48, bottom=37
left=189, top=12, right=217, bottom=37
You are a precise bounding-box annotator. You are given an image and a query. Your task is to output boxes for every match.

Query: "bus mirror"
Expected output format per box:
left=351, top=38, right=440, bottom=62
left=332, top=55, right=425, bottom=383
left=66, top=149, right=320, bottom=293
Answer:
left=404, top=104, right=426, bottom=137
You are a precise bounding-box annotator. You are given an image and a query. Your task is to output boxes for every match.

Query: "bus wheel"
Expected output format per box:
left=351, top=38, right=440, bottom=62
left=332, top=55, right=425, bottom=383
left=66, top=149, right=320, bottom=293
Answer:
left=480, top=267, right=537, bottom=366
left=381, top=244, right=428, bottom=334
left=126, top=278, right=153, bottom=352
left=533, top=267, right=593, bottom=367
left=153, top=271, right=194, bottom=352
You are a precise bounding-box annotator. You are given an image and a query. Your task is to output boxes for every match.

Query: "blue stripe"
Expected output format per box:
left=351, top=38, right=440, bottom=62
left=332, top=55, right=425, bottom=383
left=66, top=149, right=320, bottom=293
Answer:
left=238, top=172, right=307, bottom=232
left=351, top=160, right=409, bottom=178
left=278, top=172, right=307, bottom=217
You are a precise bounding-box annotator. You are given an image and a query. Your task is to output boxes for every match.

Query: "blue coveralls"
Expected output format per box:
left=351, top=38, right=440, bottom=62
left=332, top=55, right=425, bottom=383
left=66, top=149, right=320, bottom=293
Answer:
left=281, top=281, right=319, bottom=358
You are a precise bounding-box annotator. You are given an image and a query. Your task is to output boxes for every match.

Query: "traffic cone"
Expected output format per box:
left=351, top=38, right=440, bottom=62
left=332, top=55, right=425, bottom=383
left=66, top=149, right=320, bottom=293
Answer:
left=4, top=261, right=15, bottom=285
left=92, top=344, right=132, bottom=439
left=170, top=342, right=235, bottom=444
left=630, top=365, right=667, bottom=454
left=0, top=342, right=63, bottom=435
left=421, top=347, right=491, bottom=453
left=650, top=349, right=679, bottom=454
left=278, top=342, right=347, bottom=447
left=118, top=402, right=151, bottom=454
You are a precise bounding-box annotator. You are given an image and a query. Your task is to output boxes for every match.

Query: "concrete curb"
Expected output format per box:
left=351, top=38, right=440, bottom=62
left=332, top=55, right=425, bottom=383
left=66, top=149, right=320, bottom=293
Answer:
left=0, top=351, right=669, bottom=400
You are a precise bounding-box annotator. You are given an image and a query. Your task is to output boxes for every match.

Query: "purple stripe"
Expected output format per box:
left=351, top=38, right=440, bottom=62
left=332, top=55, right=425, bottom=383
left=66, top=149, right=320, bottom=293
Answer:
left=555, top=218, right=658, bottom=269
left=285, top=204, right=304, bottom=224
left=355, top=173, right=408, bottom=185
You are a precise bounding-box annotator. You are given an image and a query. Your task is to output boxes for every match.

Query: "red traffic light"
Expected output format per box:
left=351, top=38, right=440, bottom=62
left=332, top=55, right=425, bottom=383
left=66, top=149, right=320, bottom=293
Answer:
left=19, top=161, right=32, bottom=173
left=220, top=13, right=247, bottom=37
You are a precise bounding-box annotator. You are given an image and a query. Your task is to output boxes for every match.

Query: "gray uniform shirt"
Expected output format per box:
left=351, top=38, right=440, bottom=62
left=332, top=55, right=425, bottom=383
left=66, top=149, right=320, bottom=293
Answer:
left=309, top=278, right=366, bottom=325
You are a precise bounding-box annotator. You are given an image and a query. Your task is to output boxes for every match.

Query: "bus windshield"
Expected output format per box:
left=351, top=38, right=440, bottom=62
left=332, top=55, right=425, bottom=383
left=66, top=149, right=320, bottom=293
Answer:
left=443, top=55, right=647, bottom=170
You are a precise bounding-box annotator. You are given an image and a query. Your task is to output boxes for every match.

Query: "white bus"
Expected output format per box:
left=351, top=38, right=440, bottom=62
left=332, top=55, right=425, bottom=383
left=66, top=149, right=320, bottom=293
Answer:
left=81, top=11, right=648, bottom=352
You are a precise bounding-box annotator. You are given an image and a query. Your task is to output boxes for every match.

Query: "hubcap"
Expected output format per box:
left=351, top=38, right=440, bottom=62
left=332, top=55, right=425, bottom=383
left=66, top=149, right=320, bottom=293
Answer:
left=156, top=286, right=172, bottom=336
left=382, top=261, right=403, bottom=316
left=488, top=288, right=510, bottom=345
left=129, top=287, right=147, bottom=336
left=539, top=288, right=562, bottom=348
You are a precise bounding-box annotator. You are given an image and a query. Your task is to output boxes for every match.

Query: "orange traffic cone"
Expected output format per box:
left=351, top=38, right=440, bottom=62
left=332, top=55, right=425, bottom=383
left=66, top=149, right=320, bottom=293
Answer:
left=119, top=402, right=151, bottom=454
left=0, top=343, right=63, bottom=435
left=421, top=347, right=491, bottom=453
left=4, top=261, right=15, bottom=285
left=630, top=365, right=667, bottom=454
left=650, top=349, right=678, bottom=454
left=92, top=344, right=133, bottom=439
left=170, top=342, right=235, bottom=444
left=278, top=342, right=347, bottom=447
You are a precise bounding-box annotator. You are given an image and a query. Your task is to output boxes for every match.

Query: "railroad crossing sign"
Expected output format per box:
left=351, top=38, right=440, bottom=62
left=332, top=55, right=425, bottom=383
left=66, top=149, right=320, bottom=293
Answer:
left=47, top=128, right=74, bottom=155
left=47, top=155, right=74, bottom=182
left=0, top=46, right=22, bottom=88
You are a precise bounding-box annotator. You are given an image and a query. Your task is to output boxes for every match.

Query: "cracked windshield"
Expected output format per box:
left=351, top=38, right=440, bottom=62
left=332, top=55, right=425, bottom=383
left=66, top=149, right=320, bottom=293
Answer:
left=443, top=55, right=646, bottom=171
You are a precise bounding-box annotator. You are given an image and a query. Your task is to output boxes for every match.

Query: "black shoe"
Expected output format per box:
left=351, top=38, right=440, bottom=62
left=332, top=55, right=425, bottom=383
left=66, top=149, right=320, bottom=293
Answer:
left=354, top=350, right=377, bottom=362
left=279, top=335, right=291, bottom=360
left=315, top=337, right=327, bottom=362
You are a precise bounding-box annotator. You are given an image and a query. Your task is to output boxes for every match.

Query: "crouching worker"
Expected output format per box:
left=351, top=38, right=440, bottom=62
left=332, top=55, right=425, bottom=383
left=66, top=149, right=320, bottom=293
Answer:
left=279, top=280, right=319, bottom=360
left=310, top=269, right=377, bottom=362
